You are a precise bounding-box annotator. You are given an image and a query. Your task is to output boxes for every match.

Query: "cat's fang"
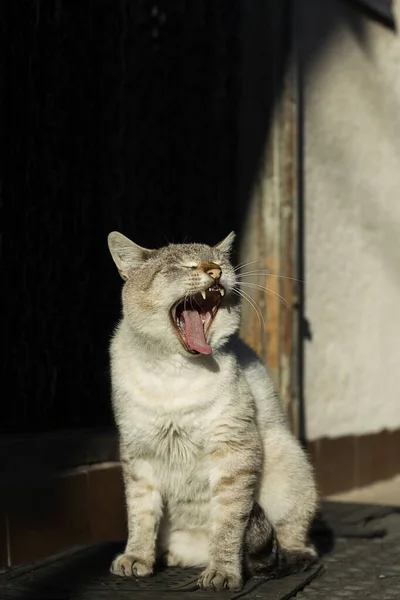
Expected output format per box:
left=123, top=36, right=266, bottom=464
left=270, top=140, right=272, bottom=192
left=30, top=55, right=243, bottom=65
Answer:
left=201, top=290, right=207, bottom=300
left=219, top=288, right=225, bottom=296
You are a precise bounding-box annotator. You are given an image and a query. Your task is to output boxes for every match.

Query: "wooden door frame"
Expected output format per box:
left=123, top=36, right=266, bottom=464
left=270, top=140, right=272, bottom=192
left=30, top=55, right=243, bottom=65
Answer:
left=238, top=2, right=303, bottom=438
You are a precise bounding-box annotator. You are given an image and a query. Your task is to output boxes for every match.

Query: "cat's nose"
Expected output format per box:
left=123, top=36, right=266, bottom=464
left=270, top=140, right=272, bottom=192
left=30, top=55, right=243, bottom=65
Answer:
left=207, top=266, right=222, bottom=280
left=199, top=262, right=222, bottom=281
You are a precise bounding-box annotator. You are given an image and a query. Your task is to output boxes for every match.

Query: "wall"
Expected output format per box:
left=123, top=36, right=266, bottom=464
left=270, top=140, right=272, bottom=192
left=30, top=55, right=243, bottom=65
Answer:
left=299, top=0, right=400, bottom=443
left=0, top=462, right=126, bottom=569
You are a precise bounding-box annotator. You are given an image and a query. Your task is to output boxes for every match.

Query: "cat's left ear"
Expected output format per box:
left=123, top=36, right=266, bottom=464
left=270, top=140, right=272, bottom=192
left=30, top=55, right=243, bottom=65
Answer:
left=108, top=231, right=154, bottom=280
left=214, top=231, right=236, bottom=256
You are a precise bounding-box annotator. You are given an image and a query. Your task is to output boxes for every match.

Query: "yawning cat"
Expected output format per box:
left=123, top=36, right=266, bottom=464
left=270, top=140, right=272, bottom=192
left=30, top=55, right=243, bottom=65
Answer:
left=107, top=231, right=318, bottom=591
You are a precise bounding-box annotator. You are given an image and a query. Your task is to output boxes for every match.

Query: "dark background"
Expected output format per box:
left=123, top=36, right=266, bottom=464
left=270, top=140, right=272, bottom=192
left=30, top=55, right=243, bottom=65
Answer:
left=4, top=0, right=290, bottom=433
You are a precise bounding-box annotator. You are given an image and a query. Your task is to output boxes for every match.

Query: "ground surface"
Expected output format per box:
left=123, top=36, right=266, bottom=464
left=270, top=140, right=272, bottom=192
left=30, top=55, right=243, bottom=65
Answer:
left=329, top=475, right=400, bottom=506
left=1, top=501, right=399, bottom=599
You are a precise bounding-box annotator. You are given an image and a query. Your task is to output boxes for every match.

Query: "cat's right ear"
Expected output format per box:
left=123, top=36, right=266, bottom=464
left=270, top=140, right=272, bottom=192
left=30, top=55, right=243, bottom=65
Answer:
left=214, top=231, right=236, bottom=256
left=107, top=232, right=154, bottom=281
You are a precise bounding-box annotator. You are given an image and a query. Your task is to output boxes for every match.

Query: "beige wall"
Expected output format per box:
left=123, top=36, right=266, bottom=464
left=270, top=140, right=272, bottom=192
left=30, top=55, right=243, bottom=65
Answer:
left=299, top=0, right=400, bottom=440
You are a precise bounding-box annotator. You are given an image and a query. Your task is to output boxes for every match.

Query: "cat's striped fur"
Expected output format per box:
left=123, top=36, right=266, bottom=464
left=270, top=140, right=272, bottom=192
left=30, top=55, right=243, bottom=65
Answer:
left=107, top=231, right=318, bottom=591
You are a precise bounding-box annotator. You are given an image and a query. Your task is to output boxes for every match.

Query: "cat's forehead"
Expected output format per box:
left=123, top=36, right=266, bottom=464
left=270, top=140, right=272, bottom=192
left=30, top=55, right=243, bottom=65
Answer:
left=154, top=243, right=219, bottom=265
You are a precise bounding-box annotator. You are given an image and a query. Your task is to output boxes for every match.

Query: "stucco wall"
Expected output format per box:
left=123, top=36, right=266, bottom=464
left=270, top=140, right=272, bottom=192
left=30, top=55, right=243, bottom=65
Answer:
left=300, top=0, right=400, bottom=440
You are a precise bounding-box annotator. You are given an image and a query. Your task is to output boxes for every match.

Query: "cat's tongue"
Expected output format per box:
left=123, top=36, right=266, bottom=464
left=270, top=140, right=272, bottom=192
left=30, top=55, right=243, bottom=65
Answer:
left=181, top=309, right=212, bottom=355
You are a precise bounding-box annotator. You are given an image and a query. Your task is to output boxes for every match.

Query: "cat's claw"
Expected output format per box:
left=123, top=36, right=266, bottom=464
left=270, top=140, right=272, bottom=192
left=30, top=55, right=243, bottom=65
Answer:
left=198, top=566, right=243, bottom=591
left=110, top=553, right=153, bottom=578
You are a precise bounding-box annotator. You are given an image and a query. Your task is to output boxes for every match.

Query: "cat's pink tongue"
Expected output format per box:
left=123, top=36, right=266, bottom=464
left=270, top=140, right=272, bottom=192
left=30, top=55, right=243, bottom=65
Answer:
left=182, top=310, right=212, bottom=355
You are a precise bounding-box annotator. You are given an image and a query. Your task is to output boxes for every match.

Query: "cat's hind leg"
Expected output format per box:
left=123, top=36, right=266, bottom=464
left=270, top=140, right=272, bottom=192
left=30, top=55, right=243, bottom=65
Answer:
left=251, top=428, right=318, bottom=577
left=245, top=503, right=317, bottom=578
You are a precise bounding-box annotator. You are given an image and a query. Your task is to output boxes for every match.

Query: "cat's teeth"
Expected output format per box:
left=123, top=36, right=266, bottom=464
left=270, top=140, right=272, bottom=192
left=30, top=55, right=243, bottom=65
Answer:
left=219, top=288, right=225, bottom=296
left=200, top=290, right=207, bottom=300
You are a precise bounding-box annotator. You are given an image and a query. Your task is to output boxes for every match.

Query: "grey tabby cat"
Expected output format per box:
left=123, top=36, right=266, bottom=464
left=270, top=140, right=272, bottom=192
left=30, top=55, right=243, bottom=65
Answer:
left=107, top=231, right=318, bottom=591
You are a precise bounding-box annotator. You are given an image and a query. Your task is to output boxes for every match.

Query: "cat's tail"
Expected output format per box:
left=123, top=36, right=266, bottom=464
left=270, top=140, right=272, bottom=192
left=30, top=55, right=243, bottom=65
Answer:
left=244, top=503, right=318, bottom=579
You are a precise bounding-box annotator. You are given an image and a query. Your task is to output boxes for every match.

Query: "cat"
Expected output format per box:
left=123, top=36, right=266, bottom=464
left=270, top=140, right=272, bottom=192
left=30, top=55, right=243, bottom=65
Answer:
left=107, top=230, right=318, bottom=591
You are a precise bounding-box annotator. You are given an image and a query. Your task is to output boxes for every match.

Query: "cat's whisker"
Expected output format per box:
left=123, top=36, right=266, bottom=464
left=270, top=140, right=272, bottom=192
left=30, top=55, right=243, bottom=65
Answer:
left=237, top=281, right=289, bottom=308
left=232, top=288, right=260, bottom=326
left=236, top=270, right=303, bottom=283
left=189, top=295, right=195, bottom=311
left=192, top=296, right=203, bottom=310
left=232, top=287, right=265, bottom=329
left=234, top=288, right=265, bottom=328
left=233, top=258, right=263, bottom=272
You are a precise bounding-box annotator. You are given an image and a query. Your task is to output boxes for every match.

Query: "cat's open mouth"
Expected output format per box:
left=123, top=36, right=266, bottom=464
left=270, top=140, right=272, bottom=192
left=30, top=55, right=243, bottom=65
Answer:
left=170, top=285, right=225, bottom=355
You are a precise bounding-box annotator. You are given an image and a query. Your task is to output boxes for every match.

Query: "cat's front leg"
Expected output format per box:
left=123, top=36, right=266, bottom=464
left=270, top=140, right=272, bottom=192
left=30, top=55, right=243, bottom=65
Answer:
left=111, top=454, right=162, bottom=578
left=198, top=432, right=261, bottom=591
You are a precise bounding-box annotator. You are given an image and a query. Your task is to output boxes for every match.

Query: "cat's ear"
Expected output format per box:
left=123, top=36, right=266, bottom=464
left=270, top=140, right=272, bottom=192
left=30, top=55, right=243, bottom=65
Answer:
left=214, top=231, right=236, bottom=256
left=107, top=231, right=154, bottom=280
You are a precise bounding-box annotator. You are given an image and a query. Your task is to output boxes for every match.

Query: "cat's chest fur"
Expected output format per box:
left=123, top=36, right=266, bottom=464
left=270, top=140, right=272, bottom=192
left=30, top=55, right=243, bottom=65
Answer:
left=128, top=409, right=211, bottom=498
left=133, top=411, right=206, bottom=464
left=115, top=349, right=230, bottom=445
left=113, top=338, right=236, bottom=494
left=117, top=351, right=223, bottom=411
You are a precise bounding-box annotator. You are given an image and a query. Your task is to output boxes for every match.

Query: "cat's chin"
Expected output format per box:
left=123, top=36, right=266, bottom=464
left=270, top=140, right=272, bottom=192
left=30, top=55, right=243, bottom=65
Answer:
left=170, top=285, right=225, bottom=356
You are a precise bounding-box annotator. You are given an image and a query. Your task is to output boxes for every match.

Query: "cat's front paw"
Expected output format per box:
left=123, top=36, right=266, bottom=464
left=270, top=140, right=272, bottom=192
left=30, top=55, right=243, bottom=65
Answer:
left=198, top=565, right=243, bottom=591
left=110, top=553, right=153, bottom=578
